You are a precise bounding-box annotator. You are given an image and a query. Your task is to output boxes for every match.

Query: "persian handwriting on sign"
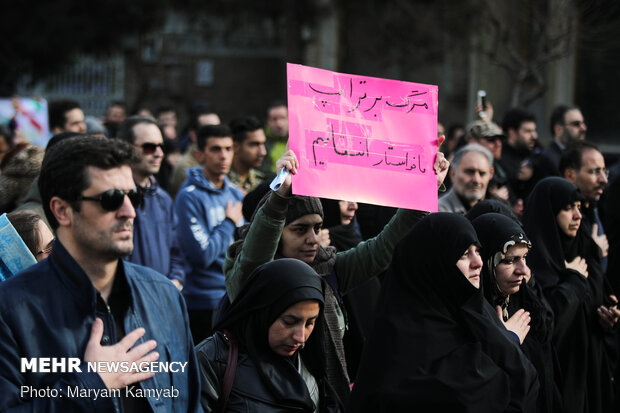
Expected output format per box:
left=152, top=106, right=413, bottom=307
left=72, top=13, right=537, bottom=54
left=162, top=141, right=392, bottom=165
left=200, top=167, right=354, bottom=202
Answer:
left=289, top=75, right=433, bottom=122
left=309, top=82, right=428, bottom=113
left=306, top=119, right=427, bottom=174
left=287, top=63, right=439, bottom=212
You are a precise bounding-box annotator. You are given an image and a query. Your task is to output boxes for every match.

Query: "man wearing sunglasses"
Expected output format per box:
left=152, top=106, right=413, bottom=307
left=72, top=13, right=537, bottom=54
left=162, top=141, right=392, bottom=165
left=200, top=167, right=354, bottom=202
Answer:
left=0, top=136, right=201, bottom=412
left=534, top=104, right=588, bottom=181
left=118, top=115, right=185, bottom=292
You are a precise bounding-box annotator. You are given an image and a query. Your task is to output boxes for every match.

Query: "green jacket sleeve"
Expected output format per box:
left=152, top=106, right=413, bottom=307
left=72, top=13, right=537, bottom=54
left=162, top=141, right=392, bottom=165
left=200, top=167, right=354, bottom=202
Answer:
left=335, top=208, right=428, bottom=295
left=224, top=191, right=289, bottom=302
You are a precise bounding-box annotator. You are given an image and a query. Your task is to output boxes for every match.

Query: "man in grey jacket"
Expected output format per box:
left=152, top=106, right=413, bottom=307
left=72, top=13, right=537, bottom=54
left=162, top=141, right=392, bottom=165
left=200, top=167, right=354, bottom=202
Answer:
left=439, top=143, right=494, bottom=214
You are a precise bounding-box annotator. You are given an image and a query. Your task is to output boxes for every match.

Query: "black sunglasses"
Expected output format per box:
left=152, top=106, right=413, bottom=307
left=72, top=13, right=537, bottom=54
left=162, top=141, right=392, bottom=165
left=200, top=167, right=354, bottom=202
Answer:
left=138, top=142, right=164, bottom=155
left=565, top=120, right=586, bottom=128
left=482, top=135, right=503, bottom=142
left=78, top=188, right=143, bottom=211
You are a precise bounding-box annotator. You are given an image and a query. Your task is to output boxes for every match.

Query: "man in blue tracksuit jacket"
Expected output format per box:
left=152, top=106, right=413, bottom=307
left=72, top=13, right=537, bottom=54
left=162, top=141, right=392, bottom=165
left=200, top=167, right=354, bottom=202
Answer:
left=174, top=124, right=244, bottom=344
left=0, top=136, right=201, bottom=412
left=118, top=116, right=185, bottom=287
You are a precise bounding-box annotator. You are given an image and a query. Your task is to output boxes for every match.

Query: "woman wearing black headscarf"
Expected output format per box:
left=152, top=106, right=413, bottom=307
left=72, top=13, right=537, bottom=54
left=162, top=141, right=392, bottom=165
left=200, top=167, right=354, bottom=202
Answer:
left=347, top=213, right=538, bottom=413
left=523, top=177, right=618, bottom=413
left=319, top=199, right=363, bottom=252
left=224, top=149, right=447, bottom=401
left=465, top=198, right=521, bottom=223
left=197, top=259, right=342, bottom=412
left=473, top=212, right=562, bottom=413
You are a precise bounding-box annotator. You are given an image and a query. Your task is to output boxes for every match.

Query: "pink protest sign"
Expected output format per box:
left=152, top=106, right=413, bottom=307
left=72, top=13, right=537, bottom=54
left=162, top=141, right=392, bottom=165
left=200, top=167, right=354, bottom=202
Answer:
left=287, top=63, right=439, bottom=212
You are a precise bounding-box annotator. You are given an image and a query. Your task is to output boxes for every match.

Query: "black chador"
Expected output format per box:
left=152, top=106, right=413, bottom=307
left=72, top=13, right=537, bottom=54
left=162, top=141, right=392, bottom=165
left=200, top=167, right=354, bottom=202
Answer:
left=474, top=212, right=562, bottom=413
left=523, top=177, right=617, bottom=413
left=348, top=213, right=538, bottom=412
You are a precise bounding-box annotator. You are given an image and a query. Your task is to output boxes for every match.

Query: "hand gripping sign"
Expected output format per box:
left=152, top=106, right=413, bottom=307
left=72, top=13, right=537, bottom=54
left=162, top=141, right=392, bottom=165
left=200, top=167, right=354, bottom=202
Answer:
left=287, top=63, right=439, bottom=212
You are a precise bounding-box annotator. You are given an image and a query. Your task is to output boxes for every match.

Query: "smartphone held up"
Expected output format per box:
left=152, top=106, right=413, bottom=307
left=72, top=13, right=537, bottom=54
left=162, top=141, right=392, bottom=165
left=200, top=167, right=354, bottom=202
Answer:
left=477, top=90, right=487, bottom=119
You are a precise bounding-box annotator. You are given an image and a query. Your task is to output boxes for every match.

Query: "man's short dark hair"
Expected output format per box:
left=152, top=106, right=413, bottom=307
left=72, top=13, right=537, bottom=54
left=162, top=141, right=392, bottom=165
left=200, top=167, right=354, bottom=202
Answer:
left=39, top=135, right=139, bottom=230
left=49, top=100, right=81, bottom=131
left=117, top=115, right=158, bottom=145
left=106, top=100, right=126, bottom=112
left=266, top=100, right=286, bottom=114
left=559, top=141, right=600, bottom=175
left=229, top=116, right=263, bottom=144
left=196, top=125, right=232, bottom=151
left=447, top=123, right=464, bottom=141
left=549, top=104, right=582, bottom=136
left=188, top=103, right=219, bottom=131
left=155, top=105, right=177, bottom=118
left=45, top=132, right=85, bottom=151
left=501, top=107, right=536, bottom=132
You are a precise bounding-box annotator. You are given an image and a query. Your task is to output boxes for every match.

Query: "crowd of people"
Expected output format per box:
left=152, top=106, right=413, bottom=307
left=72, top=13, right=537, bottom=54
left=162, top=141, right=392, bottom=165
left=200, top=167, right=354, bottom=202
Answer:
left=0, top=96, right=619, bottom=413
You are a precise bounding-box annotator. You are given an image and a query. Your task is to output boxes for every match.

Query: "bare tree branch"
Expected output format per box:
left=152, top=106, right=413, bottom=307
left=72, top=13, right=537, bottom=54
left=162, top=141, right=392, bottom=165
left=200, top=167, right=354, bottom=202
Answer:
left=479, top=0, right=576, bottom=106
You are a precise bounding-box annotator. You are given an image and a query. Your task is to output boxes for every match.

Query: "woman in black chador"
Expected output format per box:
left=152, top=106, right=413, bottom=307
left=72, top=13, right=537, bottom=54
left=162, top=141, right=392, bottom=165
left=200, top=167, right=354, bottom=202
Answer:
left=473, top=212, right=562, bottom=413
left=196, top=259, right=342, bottom=412
left=522, top=177, right=618, bottom=413
left=347, top=213, right=538, bottom=413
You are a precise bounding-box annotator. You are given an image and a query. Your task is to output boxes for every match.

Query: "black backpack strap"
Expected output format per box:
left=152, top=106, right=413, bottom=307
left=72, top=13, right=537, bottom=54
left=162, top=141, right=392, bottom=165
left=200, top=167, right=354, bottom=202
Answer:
left=217, top=330, right=238, bottom=413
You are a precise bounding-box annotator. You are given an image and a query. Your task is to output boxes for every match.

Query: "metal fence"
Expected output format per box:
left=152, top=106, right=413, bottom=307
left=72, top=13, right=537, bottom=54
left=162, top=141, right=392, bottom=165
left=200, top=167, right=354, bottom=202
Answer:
left=16, top=55, right=125, bottom=117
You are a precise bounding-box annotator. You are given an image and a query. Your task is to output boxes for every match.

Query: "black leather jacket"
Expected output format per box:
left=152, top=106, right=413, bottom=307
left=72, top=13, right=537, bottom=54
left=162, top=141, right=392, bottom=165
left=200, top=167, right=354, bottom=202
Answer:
left=196, top=332, right=341, bottom=413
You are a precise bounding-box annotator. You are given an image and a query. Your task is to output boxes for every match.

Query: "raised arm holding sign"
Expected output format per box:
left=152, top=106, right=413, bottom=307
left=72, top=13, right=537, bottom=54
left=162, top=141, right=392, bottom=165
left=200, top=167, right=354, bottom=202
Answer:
left=225, top=147, right=447, bottom=402
left=225, top=64, right=448, bottom=401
